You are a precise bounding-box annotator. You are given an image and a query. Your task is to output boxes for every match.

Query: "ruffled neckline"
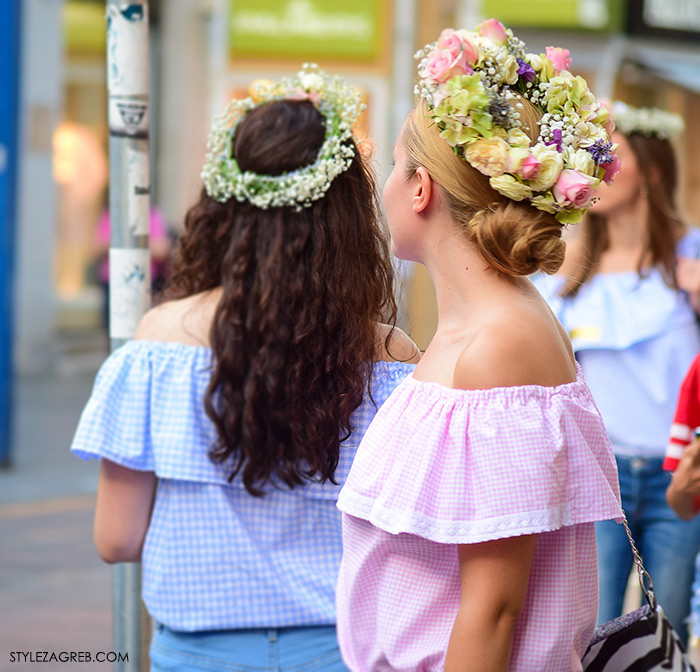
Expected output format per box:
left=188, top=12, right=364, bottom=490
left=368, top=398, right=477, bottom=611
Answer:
left=401, top=361, right=585, bottom=404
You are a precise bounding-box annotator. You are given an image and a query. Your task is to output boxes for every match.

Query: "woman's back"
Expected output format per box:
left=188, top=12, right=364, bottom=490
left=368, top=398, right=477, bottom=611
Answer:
left=72, top=334, right=416, bottom=631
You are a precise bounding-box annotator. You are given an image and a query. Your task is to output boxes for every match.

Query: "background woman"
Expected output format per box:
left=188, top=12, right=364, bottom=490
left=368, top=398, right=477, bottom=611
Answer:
left=535, top=101, right=700, bottom=645
left=70, top=65, right=419, bottom=671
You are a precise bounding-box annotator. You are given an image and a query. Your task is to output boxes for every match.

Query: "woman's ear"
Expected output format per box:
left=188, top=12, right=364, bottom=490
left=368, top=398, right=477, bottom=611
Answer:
left=412, top=167, right=433, bottom=214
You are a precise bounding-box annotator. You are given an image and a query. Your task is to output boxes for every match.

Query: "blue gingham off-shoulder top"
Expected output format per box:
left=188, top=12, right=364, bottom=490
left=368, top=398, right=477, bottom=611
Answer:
left=71, top=339, right=415, bottom=632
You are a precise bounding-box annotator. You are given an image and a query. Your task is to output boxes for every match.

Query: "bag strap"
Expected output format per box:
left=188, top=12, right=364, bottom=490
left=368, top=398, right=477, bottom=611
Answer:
left=621, top=514, right=657, bottom=609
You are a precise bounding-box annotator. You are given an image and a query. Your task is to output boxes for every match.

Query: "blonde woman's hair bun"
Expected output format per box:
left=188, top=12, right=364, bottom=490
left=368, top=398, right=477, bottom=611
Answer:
left=468, top=202, right=566, bottom=277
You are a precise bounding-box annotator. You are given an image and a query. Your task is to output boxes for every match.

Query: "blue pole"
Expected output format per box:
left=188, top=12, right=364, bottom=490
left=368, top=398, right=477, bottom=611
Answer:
left=0, top=0, right=21, bottom=468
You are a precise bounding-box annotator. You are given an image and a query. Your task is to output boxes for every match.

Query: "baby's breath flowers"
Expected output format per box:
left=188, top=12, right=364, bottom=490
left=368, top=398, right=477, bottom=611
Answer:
left=201, top=64, right=364, bottom=211
left=612, top=101, right=684, bottom=140
left=415, top=20, right=620, bottom=224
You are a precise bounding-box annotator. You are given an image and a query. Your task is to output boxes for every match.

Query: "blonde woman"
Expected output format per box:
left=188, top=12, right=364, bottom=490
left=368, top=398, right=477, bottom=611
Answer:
left=335, top=20, right=622, bottom=671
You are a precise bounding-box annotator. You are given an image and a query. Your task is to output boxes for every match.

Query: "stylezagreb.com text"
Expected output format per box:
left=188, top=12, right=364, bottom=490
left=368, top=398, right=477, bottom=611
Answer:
left=9, top=651, right=128, bottom=664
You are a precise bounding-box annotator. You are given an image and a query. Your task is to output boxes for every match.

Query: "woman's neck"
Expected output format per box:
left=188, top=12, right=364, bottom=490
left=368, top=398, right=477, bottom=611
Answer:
left=422, top=231, right=522, bottom=334
left=598, top=199, right=649, bottom=272
left=606, top=204, right=647, bottom=251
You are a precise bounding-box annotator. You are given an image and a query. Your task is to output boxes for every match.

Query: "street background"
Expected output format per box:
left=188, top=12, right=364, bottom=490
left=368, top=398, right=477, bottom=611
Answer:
left=3, top=0, right=700, bottom=670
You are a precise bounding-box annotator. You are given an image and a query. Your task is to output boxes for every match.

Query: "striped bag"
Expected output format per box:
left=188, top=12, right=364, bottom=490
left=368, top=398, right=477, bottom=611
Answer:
left=582, top=518, right=696, bottom=672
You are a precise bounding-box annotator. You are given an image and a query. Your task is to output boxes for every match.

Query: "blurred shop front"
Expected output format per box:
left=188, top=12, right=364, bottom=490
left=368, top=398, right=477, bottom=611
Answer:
left=55, top=1, right=109, bottom=331
left=11, top=0, right=700, bottom=379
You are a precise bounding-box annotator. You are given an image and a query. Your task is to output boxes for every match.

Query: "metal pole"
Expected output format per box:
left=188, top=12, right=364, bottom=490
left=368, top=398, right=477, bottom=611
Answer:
left=106, top=2, right=151, bottom=670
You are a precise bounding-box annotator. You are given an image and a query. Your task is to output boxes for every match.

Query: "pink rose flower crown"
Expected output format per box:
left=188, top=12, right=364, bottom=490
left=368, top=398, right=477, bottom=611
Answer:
left=415, top=20, right=620, bottom=224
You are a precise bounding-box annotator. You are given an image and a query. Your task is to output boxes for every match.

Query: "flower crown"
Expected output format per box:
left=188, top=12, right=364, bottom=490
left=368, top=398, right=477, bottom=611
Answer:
left=201, top=64, right=365, bottom=211
left=612, top=101, right=684, bottom=140
left=415, top=19, right=620, bottom=224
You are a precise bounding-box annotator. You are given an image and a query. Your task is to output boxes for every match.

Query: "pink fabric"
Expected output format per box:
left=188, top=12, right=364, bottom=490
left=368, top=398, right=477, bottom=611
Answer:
left=336, top=366, right=622, bottom=671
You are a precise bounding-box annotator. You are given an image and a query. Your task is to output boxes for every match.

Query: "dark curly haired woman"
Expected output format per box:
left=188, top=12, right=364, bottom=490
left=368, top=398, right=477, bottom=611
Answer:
left=70, top=65, right=419, bottom=671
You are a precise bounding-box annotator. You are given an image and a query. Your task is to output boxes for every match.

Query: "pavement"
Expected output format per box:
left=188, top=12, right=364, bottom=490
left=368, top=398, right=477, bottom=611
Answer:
left=0, top=330, right=115, bottom=671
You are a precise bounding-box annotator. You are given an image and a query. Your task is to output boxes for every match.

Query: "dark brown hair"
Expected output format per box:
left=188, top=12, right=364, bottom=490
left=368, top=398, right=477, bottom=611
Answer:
left=402, top=102, right=566, bottom=277
left=561, top=133, right=685, bottom=297
left=166, top=99, right=397, bottom=495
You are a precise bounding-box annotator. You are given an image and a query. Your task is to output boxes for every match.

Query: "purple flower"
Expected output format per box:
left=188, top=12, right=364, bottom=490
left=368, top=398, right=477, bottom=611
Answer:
left=517, top=58, right=535, bottom=84
left=545, top=128, right=563, bottom=153
left=588, top=139, right=614, bottom=166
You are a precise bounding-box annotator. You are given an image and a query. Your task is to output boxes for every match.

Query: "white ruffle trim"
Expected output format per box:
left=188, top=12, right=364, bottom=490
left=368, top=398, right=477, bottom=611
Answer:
left=337, top=488, right=622, bottom=544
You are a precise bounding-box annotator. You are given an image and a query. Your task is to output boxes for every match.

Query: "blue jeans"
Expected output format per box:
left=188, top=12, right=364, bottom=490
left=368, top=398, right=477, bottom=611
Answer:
left=150, top=623, right=349, bottom=671
left=595, top=455, right=700, bottom=648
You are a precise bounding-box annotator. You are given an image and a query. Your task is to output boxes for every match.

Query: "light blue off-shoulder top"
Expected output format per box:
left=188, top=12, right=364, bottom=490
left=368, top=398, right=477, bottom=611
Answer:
left=71, top=339, right=415, bottom=632
left=532, top=229, right=700, bottom=458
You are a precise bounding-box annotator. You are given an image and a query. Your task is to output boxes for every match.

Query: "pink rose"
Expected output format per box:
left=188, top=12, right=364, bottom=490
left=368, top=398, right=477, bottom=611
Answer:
left=545, top=46, right=572, bottom=73
left=602, top=154, right=622, bottom=184
left=481, top=18, right=507, bottom=47
left=421, top=48, right=469, bottom=83
left=437, top=28, right=463, bottom=57
left=553, top=169, right=596, bottom=208
left=285, top=88, right=321, bottom=105
left=520, top=154, right=542, bottom=180
left=456, top=31, right=480, bottom=66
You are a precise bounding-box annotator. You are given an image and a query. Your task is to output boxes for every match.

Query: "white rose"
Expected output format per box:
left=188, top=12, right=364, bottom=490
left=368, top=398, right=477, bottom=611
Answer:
left=565, top=148, right=595, bottom=175
left=298, top=72, right=324, bottom=91
left=500, top=54, right=520, bottom=85
left=526, top=54, right=543, bottom=72
left=489, top=174, right=533, bottom=201
left=507, top=128, right=532, bottom=148
left=466, top=137, right=509, bottom=177
left=529, top=144, right=564, bottom=191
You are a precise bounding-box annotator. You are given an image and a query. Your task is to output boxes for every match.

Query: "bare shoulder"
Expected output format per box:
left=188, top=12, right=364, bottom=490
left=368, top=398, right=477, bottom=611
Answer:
left=453, top=309, right=575, bottom=391
left=133, top=291, right=218, bottom=346
left=375, top=323, right=421, bottom=364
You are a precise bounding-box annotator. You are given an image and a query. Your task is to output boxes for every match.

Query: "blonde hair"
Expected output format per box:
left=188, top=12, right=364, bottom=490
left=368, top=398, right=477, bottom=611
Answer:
left=402, top=101, right=565, bottom=276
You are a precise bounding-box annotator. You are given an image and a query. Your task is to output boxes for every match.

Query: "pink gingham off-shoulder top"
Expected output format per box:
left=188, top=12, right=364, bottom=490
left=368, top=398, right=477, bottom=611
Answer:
left=336, top=365, right=623, bottom=672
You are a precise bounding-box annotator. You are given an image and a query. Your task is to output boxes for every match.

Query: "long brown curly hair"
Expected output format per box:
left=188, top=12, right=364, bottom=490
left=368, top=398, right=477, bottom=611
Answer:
left=165, top=99, right=397, bottom=495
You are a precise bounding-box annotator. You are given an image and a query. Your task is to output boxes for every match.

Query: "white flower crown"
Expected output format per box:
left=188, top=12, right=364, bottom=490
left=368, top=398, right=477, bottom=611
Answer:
left=612, top=101, right=684, bottom=140
left=201, top=64, right=365, bottom=211
left=415, top=19, right=620, bottom=224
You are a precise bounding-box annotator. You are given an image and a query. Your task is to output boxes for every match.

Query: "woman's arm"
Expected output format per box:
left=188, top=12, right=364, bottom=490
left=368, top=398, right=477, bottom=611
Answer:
left=667, top=440, right=700, bottom=521
left=93, top=459, right=157, bottom=563
left=444, top=534, right=537, bottom=672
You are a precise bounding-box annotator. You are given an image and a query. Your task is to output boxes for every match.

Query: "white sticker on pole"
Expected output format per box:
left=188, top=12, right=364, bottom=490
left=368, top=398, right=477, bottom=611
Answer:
left=127, top=146, right=150, bottom=235
left=108, top=98, right=149, bottom=138
left=109, top=248, right=151, bottom=339
left=107, top=4, right=148, bottom=96
left=107, top=4, right=149, bottom=138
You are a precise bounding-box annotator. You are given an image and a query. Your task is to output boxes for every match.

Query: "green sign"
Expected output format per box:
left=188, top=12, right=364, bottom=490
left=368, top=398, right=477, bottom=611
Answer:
left=229, top=0, right=382, bottom=61
left=62, top=2, right=107, bottom=54
left=481, top=0, right=625, bottom=32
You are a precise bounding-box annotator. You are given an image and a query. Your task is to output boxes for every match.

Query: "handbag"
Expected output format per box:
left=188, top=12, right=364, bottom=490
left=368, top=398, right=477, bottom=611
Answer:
left=582, top=516, right=696, bottom=672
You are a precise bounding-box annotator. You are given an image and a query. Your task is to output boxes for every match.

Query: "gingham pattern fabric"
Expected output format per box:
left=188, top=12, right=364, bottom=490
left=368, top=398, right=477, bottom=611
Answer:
left=336, top=366, right=623, bottom=671
left=71, top=339, right=415, bottom=631
left=533, top=228, right=700, bottom=459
